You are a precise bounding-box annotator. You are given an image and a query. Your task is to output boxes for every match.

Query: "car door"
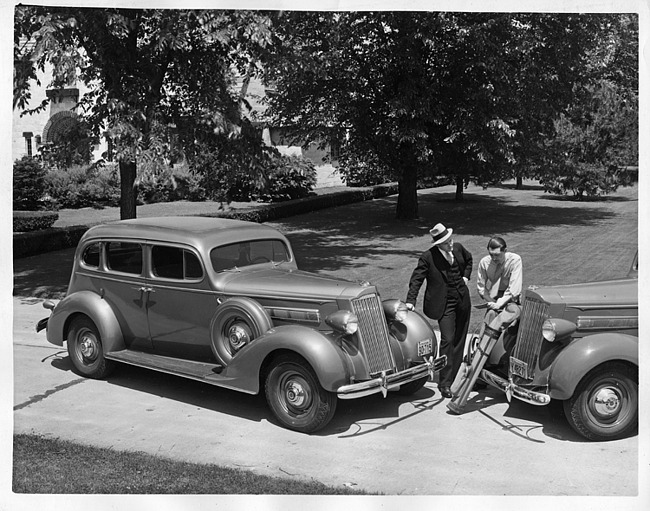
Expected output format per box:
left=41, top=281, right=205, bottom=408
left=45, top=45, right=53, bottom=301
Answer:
left=101, top=240, right=152, bottom=351
left=145, top=243, right=219, bottom=362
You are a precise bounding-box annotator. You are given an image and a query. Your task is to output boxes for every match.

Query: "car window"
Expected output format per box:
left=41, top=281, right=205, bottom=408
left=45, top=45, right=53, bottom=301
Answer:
left=152, top=245, right=203, bottom=280
left=210, top=239, right=290, bottom=272
left=82, top=242, right=101, bottom=268
left=106, top=242, right=142, bottom=275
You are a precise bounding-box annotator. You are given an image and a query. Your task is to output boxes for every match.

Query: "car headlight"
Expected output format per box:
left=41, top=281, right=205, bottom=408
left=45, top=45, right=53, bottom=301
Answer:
left=542, top=318, right=577, bottom=342
left=325, top=310, right=359, bottom=335
left=382, top=299, right=409, bottom=323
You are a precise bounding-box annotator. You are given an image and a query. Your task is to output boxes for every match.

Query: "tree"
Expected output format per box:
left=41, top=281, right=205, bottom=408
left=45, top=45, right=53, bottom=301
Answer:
left=262, top=12, right=636, bottom=218
left=14, top=7, right=274, bottom=219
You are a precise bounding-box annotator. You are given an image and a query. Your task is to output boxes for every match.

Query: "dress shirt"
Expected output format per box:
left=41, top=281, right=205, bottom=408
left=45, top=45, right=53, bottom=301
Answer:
left=438, top=246, right=454, bottom=265
left=476, top=252, right=523, bottom=309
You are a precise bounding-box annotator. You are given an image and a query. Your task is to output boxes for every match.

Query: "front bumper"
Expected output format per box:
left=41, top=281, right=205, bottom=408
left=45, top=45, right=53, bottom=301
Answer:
left=480, top=369, right=551, bottom=406
left=337, top=355, right=446, bottom=399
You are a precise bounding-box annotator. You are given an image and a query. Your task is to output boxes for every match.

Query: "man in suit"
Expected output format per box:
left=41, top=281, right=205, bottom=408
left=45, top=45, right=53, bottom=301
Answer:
left=406, top=223, right=473, bottom=398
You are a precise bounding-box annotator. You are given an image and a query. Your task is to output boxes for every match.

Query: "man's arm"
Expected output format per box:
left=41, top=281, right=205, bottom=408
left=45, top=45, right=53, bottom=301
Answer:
left=406, top=252, right=430, bottom=307
left=476, top=257, right=490, bottom=302
left=460, top=244, right=473, bottom=281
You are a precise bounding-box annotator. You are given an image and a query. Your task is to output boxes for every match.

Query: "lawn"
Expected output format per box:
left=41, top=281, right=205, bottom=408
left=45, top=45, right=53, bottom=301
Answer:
left=13, top=434, right=371, bottom=495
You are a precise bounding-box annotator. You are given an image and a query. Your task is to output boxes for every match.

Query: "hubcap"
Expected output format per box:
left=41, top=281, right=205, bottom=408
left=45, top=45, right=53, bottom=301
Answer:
left=228, top=324, right=251, bottom=351
left=79, top=333, right=97, bottom=361
left=285, top=380, right=307, bottom=408
left=592, top=387, right=622, bottom=418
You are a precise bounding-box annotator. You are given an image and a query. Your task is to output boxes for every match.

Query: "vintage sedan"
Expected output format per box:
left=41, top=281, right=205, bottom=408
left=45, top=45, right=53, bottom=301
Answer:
left=480, top=253, right=638, bottom=441
left=37, top=216, right=445, bottom=433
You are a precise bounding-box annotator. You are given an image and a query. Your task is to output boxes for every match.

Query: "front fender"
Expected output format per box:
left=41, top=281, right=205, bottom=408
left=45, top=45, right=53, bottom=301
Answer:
left=548, top=333, right=638, bottom=400
left=221, top=324, right=351, bottom=394
left=388, top=310, right=438, bottom=364
left=45, top=290, right=125, bottom=353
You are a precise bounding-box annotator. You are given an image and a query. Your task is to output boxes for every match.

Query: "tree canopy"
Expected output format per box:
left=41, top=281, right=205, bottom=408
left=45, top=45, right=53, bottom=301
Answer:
left=263, top=11, right=638, bottom=218
left=14, top=7, right=274, bottom=218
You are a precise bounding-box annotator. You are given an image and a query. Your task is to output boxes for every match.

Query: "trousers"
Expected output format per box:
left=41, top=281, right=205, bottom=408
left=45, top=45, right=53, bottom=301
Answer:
left=437, top=287, right=471, bottom=387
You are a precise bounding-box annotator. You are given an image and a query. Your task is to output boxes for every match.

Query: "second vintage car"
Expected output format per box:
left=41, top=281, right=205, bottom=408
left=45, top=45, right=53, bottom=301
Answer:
left=478, top=253, right=638, bottom=441
left=37, top=216, right=445, bottom=433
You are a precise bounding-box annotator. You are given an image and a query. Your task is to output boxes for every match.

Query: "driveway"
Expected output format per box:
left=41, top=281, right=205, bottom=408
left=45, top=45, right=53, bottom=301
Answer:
left=10, top=183, right=641, bottom=500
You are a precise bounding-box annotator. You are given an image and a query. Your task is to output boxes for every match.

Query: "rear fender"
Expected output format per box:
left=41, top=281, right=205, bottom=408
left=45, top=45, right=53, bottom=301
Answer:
left=548, top=333, right=638, bottom=400
left=222, top=324, right=352, bottom=394
left=46, top=290, right=125, bottom=352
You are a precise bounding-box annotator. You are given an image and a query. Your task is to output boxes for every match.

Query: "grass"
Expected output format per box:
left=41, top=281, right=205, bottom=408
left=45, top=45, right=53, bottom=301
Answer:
left=12, top=434, right=372, bottom=495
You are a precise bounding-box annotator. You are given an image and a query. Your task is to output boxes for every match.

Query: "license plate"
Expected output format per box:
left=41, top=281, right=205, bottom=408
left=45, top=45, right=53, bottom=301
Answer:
left=417, top=338, right=433, bottom=356
left=509, top=356, right=529, bottom=379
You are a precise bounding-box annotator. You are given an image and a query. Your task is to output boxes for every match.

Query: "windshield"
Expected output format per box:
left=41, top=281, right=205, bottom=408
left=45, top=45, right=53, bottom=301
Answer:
left=210, top=239, right=291, bottom=272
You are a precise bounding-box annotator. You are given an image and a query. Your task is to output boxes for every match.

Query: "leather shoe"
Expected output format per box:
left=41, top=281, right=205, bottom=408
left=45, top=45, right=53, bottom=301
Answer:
left=439, top=386, right=452, bottom=398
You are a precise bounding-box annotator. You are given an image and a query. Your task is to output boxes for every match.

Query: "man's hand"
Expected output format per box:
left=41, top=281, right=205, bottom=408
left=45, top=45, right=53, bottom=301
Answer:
left=486, top=301, right=499, bottom=311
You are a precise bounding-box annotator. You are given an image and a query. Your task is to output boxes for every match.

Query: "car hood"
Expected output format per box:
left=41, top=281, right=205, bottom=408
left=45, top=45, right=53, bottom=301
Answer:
left=530, top=278, right=637, bottom=307
left=215, top=268, right=374, bottom=301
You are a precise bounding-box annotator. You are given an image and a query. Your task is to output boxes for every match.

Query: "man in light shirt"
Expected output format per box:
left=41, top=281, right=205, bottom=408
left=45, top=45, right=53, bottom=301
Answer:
left=477, top=236, right=523, bottom=318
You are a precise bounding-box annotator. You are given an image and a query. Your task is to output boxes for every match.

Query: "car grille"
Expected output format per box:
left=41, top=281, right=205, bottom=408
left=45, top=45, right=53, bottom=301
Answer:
left=352, top=293, right=396, bottom=375
left=511, top=294, right=550, bottom=380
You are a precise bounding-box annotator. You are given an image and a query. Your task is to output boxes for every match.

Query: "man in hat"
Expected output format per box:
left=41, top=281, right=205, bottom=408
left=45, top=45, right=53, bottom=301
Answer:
left=406, top=223, right=473, bottom=398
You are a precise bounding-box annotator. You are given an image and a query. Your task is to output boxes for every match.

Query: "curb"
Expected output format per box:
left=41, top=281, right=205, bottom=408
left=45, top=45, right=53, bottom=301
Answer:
left=13, top=183, right=399, bottom=259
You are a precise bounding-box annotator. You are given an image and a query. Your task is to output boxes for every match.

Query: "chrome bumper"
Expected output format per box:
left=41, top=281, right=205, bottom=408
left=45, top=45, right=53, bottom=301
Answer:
left=337, top=355, right=446, bottom=400
left=480, top=369, right=551, bottom=406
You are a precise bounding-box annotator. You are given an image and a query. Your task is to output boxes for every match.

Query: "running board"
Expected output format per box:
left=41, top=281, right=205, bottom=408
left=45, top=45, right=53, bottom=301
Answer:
left=105, top=349, right=224, bottom=383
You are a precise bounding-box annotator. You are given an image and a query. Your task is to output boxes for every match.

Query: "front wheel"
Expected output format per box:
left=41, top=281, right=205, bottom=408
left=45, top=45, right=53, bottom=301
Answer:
left=67, top=316, right=114, bottom=379
left=265, top=355, right=337, bottom=433
left=563, top=362, right=638, bottom=441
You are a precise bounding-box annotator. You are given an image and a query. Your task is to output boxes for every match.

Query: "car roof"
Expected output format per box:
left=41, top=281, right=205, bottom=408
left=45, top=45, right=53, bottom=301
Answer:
left=80, top=216, right=288, bottom=250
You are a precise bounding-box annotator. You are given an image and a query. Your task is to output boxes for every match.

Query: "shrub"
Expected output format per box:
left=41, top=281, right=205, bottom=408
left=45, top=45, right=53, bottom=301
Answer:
left=45, top=162, right=120, bottom=208
left=138, top=164, right=207, bottom=204
left=13, top=210, right=59, bottom=232
left=13, top=157, right=48, bottom=211
left=260, top=155, right=317, bottom=202
left=337, top=152, right=393, bottom=187
left=540, top=163, right=631, bottom=199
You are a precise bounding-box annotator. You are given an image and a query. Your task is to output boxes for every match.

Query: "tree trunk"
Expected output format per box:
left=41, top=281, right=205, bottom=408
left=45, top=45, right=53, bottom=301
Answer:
left=395, top=163, right=419, bottom=220
left=119, top=160, right=137, bottom=220
left=455, top=175, right=464, bottom=201
left=516, top=175, right=523, bottom=189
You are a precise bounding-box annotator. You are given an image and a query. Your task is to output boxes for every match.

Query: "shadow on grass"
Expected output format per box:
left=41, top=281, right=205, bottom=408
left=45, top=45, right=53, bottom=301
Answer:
left=282, top=192, right=618, bottom=273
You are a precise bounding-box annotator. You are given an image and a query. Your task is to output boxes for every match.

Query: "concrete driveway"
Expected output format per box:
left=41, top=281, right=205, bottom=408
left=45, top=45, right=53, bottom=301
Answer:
left=9, top=184, right=643, bottom=506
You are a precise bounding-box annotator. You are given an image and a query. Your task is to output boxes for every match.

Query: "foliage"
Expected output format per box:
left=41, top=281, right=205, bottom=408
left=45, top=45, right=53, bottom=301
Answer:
left=13, top=211, right=60, bottom=232
left=39, top=120, right=95, bottom=170
left=538, top=79, right=638, bottom=198
left=263, top=12, right=637, bottom=217
left=337, top=151, right=394, bottom=187
left=44, top=162, right=121, bottom=208
left=138, top=164, right=206, bottom=204
left=260, top=155, right=317, bottom=202
left=14, top=7, right=276, bottom=219
left=13, top=156, right=49, bottom=211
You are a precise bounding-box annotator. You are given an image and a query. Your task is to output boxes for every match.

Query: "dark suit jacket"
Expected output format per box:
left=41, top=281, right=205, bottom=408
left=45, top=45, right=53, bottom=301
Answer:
left=406, top=242, right=473, bottom=320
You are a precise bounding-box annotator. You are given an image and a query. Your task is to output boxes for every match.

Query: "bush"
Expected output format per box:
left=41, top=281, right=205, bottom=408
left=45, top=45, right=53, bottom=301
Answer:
left=138, top=164, right=207, bottom=204
left=260, top=155, right=317, bottom=202
left=540, top=163, right=631, bottom=199
left=13, top=157, right=48, bottom=211
left=337, top=153, right=393, bottom=187
left=13, top=210, right=59, bottom=232
left=45, top=163, right=121, bottom=208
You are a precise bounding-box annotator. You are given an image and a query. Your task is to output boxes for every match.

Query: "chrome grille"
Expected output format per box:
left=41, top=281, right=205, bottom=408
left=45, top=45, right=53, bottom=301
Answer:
left=511, top=295, right=550, bottom=379
left=352, top=294, right=396, bottom=375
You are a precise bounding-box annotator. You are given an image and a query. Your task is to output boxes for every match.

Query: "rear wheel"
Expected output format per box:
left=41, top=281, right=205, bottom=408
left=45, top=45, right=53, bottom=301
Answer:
left=265, top=355, right=337, bottom=433
left=563, top=362, right=638, bottom=441
left=67, top=316, right=114, bottom=379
